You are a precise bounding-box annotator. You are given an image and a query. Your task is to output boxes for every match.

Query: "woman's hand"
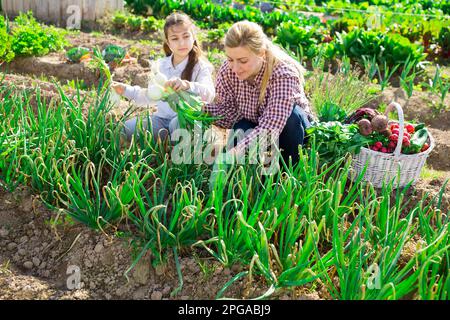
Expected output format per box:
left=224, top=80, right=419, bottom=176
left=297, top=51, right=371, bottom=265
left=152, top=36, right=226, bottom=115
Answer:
left=165, top=77, right=190, bottom=92
left=112, top=82, right=126, bottom=95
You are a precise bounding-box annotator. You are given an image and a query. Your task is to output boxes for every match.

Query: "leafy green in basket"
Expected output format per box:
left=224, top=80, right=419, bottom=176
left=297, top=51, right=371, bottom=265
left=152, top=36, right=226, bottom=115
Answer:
left=306, top=121, right=371, bottom=163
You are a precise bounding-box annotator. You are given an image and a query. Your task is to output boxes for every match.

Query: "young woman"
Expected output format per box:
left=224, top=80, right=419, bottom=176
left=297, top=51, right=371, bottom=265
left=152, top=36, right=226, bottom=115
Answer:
left=113, top=12, right=215, bottom=141
left=204, top=21, right=314, bottom=165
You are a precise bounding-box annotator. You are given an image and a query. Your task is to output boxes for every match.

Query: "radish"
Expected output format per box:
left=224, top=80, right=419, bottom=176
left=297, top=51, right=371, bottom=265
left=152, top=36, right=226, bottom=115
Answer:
left=405, top=124, right=415, bottom=134
left=390, top=123, right=399, bottom=131
left=402, top=136, right=410, bottom=147
left=421, top=143, right=429, bottom=152
left=389, top=134, right=398, bottom=142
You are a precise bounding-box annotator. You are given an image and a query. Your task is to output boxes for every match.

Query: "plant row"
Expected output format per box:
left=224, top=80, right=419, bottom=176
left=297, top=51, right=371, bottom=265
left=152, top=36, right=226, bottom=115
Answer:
left=0, top=12, right=68, bottom=63
left=0, top=78, right=448, bottom=299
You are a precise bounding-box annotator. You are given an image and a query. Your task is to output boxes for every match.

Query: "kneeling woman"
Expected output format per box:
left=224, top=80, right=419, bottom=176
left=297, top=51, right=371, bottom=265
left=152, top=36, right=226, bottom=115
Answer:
left=204, top=21, right=314, bottom=165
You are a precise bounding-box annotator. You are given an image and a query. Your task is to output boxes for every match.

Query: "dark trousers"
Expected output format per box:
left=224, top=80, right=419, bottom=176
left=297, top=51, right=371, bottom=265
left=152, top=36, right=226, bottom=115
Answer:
left=231, top=105, right=311, bottom=165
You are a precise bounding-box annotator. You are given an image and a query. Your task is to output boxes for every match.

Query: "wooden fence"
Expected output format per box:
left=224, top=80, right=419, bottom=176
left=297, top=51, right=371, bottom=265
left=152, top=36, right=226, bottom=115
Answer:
left=1, top=0, right=124, bottom=26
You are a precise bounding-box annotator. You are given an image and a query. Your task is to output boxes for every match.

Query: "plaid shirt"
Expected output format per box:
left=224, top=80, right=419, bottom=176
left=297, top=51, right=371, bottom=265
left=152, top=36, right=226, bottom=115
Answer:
left=204, top=59, right=312, bottom=152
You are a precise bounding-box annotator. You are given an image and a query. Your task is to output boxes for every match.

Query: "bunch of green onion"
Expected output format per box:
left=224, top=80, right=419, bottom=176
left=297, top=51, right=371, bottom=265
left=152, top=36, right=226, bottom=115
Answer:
left=145, top=63, right=219, bottom=129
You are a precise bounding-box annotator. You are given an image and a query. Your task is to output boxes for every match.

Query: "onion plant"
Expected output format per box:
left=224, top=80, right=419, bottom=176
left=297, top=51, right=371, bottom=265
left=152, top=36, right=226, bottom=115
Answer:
left=1, top=71, right=448, bottom=299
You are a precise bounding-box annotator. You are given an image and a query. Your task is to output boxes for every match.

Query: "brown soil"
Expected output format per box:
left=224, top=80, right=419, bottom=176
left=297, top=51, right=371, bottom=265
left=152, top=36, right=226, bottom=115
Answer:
left=366, top=87, right=450, bottom=131
left=1, top=53, right=99, bottom=88
left=0, top=73, right=132, bottom=119
left=402, top=176, right=450, bottom=216
left=0, top=186, right=321, bottom=300
left=428, top=128, right=450, bottom=171
left=0, top=31, right=158, bottom=89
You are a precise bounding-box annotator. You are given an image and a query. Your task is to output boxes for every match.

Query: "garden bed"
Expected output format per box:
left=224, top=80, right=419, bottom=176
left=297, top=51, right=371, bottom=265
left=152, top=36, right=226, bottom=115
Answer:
left=1, top=5, right=449, bottom=301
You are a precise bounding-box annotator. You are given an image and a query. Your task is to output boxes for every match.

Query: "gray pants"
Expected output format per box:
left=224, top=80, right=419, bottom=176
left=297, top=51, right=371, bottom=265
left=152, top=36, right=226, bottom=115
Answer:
left=122, top=114, right=179, bottom=142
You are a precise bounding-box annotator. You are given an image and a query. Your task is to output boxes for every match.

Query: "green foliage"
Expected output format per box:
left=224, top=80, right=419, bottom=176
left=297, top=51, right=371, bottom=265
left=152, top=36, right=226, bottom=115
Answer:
left=66, top=47, right=90, bottom=63
left=142, top=16, right=164, bottom=33
left=306, top=67, right=376, bottom=122
left=334, top=29, right=426, bottom=71
left=125, top=0, right=320, bottom=32
left=330, top=14, right=364, bottom=35
left=306, top=121, right=370, bottom=162
left=1, top=77, right=449, bottom=299
left=102, top=44, right=126, bottom=64
left=10, top=12, right=68, bottom=57
left=399, top=55, right=422, bottom=98
left=275, top=21, right=320, bottom=60
left=206, top=23, right=231, bottom=43
left=438, top=26, right=450, bottom=55
left=0, top=16, right=14, bottom=62
left=112, top=11, right=127, bottom=29
left=127, top=15, right=143, bottom=31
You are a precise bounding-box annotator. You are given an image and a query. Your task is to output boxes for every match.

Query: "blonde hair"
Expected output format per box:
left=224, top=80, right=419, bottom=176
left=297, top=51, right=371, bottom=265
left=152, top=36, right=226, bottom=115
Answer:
left=225, top=21, right=305, bottom=104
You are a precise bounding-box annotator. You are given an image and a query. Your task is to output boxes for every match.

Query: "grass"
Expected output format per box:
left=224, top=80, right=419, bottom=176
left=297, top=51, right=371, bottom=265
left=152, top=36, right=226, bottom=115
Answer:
left=420, top=165, right=450, bottom=180
left=193, top=253, right=218, bottom=282
left=90, top=31, right=104, bottom=38
left=0, top=260, right=12, bottom=275
left=305, top=66, right=377, bottom=122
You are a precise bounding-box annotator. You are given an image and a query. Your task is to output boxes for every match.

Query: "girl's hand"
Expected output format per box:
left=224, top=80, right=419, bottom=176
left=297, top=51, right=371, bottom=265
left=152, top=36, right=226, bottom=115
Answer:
left=165, top=77, right=190, bottom=92
left=112, top=82, right=126, bottom=95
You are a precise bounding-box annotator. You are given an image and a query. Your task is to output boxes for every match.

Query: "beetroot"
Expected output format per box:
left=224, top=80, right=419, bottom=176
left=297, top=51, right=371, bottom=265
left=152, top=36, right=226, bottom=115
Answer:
left=358, top=119, right=373, bottom=136
left=344, top=108, right=380, bottom=124
left=371, top=115, right=389, bottom=132
left=380, top=129, right=392, bottom=138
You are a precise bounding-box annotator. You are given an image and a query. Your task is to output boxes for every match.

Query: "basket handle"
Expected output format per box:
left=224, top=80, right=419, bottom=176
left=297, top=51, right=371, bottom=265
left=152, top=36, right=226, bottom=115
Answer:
left=385, top=101, right=404, bottom=157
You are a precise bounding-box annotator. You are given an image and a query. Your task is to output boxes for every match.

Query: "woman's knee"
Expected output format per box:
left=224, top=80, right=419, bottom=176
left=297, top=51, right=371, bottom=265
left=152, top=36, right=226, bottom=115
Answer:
left=233, top=119, right=257, bottom=132
left=230, top=119, right=257, bottom=147
left=280, top=109, right=305, bottom=143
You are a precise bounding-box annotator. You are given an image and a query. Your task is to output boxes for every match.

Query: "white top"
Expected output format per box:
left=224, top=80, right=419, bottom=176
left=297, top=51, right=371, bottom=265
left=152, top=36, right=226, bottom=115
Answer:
left=123, top=54, right=215, bottom=119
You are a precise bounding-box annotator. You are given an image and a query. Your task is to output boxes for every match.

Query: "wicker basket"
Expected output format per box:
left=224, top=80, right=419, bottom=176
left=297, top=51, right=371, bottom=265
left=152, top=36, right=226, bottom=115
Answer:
left=350, top=102, right=435, bottom=188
